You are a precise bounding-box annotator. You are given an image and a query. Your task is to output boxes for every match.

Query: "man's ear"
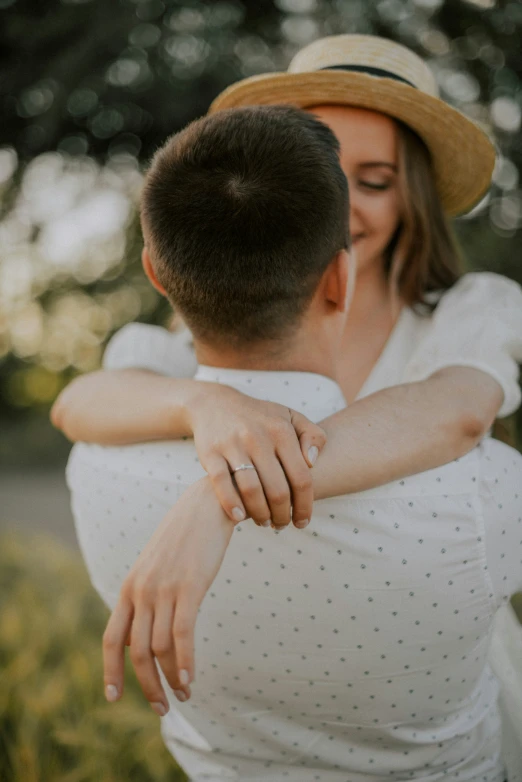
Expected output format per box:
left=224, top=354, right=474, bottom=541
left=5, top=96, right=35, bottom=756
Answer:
left=324, top=249, right=356, bottom=313
left=142, top=246, right=168, bottom=297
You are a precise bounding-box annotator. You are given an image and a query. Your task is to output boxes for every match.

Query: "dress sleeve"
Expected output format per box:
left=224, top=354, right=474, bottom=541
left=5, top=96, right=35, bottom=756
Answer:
left=403, top=272, right=522, bottom=418
left=102, top=322, right=198, bottom=378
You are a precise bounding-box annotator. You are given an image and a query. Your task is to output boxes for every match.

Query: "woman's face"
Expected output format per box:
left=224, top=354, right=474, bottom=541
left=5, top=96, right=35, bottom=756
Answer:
left=308, top=105, right=402, bottom=277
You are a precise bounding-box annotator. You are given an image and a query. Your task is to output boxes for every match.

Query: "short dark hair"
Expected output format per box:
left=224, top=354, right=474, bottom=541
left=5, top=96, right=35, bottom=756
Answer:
left=142, top=105, right=349, bottom=347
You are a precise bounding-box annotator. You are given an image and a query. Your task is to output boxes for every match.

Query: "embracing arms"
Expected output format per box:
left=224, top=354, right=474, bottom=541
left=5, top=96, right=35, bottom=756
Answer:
left=94, top=365, right=501, bottom=714
left=52, top=363, right=502, bottom=526
left=53, top=271, right=521, bottom=523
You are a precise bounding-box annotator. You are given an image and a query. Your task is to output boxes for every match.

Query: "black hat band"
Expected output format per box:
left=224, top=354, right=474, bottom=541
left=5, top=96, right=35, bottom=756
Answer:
left=319, top=64, right=415, bottom=88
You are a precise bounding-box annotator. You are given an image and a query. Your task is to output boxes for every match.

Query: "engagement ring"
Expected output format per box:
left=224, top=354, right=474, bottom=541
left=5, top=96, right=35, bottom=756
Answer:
left=232, top=464, right=256, bottom=473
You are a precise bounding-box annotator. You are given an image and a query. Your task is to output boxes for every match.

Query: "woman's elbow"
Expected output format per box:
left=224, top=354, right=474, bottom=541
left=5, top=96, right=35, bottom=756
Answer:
left=454, top=392, right=503, bottom=452
left=441, top=411, right=487, bottom=461
left=50, top=393, right=66, bottom=431
left=459, top=411, right=488, bottom=445
left=432, top=367, right=504, bottom=450
left=50, top=386, right=82, bottom=441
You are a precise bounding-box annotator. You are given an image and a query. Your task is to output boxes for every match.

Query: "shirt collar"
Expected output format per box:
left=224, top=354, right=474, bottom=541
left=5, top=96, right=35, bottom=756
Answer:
left=194, top=365, right=346, bottom=420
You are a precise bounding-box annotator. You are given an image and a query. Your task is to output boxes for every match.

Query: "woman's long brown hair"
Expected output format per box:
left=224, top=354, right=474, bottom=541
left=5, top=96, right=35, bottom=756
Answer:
left=388, top=124, right=513, bottom=441
left=385, top=121, right=464, bottom=312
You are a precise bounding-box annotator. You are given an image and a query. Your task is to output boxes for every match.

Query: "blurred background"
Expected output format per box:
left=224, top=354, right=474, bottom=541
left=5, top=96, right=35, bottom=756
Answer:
left=1, top=0, right=521, bottom=779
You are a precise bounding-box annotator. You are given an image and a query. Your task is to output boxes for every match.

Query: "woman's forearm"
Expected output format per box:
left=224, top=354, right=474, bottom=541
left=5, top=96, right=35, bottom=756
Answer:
left=51, top=370, right=200, bottom=444
left=53, top=364, right=504, bottom=516
left=312, top=366, right=504, bottom=499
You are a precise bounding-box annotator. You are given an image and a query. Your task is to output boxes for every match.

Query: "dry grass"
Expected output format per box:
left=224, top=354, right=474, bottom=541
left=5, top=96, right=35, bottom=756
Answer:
left=0, top=531, right=186, bottom=782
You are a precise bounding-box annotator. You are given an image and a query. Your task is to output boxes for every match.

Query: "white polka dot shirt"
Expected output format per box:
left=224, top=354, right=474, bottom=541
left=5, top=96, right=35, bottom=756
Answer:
left=68, top=358, right=522, bottom=782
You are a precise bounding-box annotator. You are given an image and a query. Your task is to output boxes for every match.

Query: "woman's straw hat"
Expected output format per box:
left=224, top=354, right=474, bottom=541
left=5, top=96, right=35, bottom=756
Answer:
left=209, top=34, right=496, bottom=216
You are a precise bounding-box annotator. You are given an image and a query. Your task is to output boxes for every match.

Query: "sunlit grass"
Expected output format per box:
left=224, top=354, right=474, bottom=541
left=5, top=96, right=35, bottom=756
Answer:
left=0, top=531, right=186, bottom=782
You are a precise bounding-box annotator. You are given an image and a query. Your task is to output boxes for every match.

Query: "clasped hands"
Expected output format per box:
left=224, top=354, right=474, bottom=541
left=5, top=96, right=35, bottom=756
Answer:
left=103, top=388, right=326, bottom=714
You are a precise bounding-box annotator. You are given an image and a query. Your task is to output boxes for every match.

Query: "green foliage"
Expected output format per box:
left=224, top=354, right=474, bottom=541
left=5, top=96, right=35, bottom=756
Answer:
left=0, top=531, right=186, bottom=782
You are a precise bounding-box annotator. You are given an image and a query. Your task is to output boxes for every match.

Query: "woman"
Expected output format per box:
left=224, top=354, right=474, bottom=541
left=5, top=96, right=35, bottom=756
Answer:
left=54, top=35, right=522, bottom=528
left=54, top=34, right=522, bottom=756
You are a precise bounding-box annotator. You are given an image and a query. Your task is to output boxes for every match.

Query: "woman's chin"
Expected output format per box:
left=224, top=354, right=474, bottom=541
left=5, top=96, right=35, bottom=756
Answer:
left=352, top=240, right=390, bottom=277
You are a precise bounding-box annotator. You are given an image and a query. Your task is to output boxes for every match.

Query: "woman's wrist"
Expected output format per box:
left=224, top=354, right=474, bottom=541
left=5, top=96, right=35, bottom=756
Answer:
left=161, top=378, right=200, bottom=438
left=180, top=380, right=239, bottom=438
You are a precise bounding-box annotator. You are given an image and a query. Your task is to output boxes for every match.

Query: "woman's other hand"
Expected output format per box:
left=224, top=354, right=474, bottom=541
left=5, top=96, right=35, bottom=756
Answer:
left=187, top=384, right=326, bottom=529
left=103, top=477, right=234, bottom=713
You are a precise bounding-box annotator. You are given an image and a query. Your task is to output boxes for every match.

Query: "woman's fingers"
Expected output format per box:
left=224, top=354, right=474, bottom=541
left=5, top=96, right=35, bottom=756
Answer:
left=276, top=436, right=314, bottom=528
left=103, top=480, right=235, bottom=721
left=229, top=452, right=272, bottom=526
left=204, top=451, right=247, bottom=523
left=103, top=598, right=133, bottom=703
left=151, top=599, right=190, bottom=702
left=250, top=453, right=292, bottom=529
left=289, top=410, right=327, bottom=467
left=205, top=448, right=272, bottom=526
left=128, top=604, right=169, bottom=716
left=202, top=411, right=323, bottom=529
left=172, top=590, right=200, bottom=689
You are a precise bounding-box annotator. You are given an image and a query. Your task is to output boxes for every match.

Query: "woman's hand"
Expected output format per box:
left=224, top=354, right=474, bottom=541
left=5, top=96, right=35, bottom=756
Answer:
left=187, top=384, right=327, bottom=530
left=52, top=367, right=326, bottom=528
left=103, top=477, right=234, bottom=714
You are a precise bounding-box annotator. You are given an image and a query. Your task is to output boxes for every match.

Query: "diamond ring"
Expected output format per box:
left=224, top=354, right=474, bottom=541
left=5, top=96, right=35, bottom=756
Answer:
left=232, top=464, right=256, bottom=473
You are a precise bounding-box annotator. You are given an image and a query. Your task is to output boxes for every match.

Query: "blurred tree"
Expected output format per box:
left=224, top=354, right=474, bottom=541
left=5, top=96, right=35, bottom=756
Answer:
left=0, top=0, right=521, bottom=465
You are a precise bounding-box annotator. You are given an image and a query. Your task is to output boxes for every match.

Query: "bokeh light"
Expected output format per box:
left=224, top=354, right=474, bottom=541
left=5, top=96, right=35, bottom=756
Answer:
left=491, top=97, right=522, bottom=133
left=1, top=148, right=143, bottom=385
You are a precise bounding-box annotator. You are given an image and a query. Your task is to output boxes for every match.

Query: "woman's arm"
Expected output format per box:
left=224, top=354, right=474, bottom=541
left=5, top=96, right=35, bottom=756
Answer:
left=52, top=369, right=328, bottom=530
left=51, top=321, right=200, bottom=444
left=98, top=368, right=502, bottom=711
left=312, top=365, right=503, bottom=499
left=98, top=373, right=501, bottom=714
left=53, top=362, right=503, bottom=522
left=51, top=369, right=195, bottom=444
left=195, top=364, right=503, bottom=516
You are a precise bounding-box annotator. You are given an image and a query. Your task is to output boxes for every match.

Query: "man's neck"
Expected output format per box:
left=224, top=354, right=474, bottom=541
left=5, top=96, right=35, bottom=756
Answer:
left=194, top=326, right=339, bottom=381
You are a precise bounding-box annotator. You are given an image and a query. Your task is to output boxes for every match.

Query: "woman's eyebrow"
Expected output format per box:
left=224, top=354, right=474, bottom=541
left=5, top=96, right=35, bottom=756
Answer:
left=358, top=162, right=397, bottom=172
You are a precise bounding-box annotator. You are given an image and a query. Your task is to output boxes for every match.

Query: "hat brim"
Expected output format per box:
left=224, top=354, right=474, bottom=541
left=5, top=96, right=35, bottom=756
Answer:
left=209, top=71, right=496, bottom=217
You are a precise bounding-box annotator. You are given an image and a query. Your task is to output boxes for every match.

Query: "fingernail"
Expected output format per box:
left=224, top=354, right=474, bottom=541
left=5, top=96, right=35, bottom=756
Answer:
left=174, top=689, right=188, bottom=702
left=232, top=507, right=246, bottom=522
left=262, top=520, right=271, bottom=527
left=179, top=669, right=190, bottom=686
left=105, top=684, right=119, bottom=702
left=151, top=701, right=167, bottom=716
left=295, top=519, right=309, bottom=529
left=308, top=446, right=318, bottom=465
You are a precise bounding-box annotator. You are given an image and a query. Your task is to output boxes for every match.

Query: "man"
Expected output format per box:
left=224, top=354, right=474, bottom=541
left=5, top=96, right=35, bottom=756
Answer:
left=67, top=106, right=521, bottom=781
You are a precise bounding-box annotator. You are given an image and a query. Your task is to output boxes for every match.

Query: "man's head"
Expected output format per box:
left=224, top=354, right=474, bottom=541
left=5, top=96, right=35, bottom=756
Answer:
left=141, top=105, right=352, bottom=365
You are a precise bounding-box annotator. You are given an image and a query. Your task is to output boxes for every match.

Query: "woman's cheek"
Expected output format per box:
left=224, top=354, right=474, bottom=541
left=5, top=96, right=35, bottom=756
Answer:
left=372, top=197, right=401, bottom=250
left=366, top=198, right=398, bottom=244
left=375, top=188, right=400, bottom=223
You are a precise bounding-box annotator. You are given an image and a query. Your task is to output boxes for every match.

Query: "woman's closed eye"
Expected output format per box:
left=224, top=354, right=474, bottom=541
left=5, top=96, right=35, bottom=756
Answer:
left=359, top=180, right=392, bottom=191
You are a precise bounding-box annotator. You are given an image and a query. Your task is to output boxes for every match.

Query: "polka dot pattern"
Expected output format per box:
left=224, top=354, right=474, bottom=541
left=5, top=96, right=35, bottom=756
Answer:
left=67, top=364, right=521, bottom=782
